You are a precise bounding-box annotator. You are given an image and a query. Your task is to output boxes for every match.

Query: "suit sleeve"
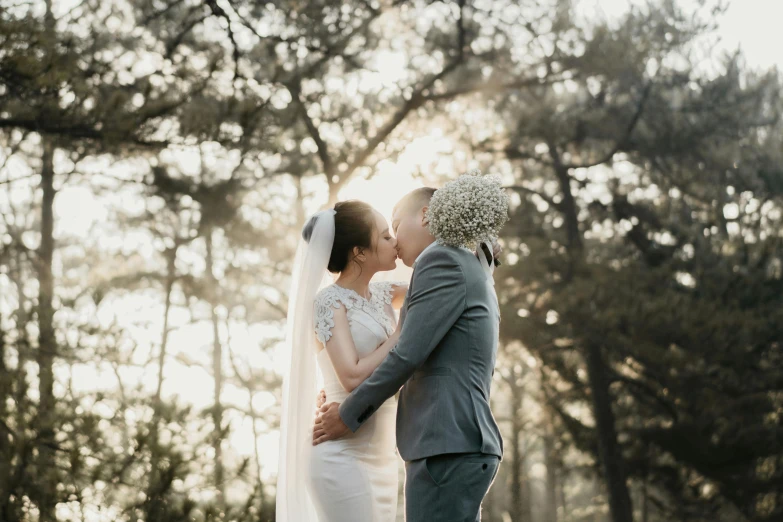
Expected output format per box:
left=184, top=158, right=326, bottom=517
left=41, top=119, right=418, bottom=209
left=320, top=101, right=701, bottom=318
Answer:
left=338, top=248, right=466, bottom=432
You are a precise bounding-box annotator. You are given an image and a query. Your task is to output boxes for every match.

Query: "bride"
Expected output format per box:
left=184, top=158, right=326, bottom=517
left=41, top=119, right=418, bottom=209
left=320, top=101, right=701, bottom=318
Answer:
left=276, top=200, right=406, bottom=522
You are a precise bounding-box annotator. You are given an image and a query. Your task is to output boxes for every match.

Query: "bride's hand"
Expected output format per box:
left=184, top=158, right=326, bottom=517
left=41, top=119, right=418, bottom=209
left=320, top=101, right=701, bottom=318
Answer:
left=475, top=240, right=502, bottom=266
left=391, top=283, right=408, bottom=310
left=491, top=239, right=503, bottom=261
left=315, top=389, right=327, bottom=411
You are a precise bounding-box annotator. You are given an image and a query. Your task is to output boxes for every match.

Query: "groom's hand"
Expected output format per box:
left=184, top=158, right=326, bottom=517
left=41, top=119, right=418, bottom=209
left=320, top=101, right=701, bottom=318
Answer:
left=313, top=402, right=349, bottom=445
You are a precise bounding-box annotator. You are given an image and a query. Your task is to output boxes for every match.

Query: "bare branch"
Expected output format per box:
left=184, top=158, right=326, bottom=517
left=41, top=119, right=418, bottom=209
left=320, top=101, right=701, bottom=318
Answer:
left=165, top=10, right=209, bottom=58
left=505, top=185, right=560, bottom=209
left=563, top=82, right=653, bottom=170
left=288, top=82, right=332, bottom=174
left=204, top=0, right=242, bottom=81
left=334, top=58, right=464, bottom=196
left=139, top=0, right=187, bottom=25
left=423, top=73, right=577, bottom=102
left=502, top=147, right=553, bottom=166
left=0, top=119, right=171, bottom=148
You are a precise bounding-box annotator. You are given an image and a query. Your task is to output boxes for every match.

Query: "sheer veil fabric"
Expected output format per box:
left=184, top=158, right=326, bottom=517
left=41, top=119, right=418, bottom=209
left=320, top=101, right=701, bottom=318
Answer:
left=276, top=209, right=336, bottom=522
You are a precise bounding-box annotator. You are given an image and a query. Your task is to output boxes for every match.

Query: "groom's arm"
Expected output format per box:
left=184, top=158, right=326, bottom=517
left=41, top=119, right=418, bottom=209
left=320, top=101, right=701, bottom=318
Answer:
left=338, top=248, right=466, bottom=432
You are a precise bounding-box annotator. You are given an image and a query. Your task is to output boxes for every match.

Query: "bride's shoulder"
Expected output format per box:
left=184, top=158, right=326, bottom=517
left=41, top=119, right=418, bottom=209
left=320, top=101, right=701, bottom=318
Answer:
left=314, top=284, right=359, bottom=311
left=314, top=284, right=344, bottom=308
left=313, top=285, right=347, bottom=345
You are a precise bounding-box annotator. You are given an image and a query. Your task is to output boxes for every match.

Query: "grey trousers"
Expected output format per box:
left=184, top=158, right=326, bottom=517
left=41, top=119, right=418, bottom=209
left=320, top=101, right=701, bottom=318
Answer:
left=404, top=452, right=500, bottom=522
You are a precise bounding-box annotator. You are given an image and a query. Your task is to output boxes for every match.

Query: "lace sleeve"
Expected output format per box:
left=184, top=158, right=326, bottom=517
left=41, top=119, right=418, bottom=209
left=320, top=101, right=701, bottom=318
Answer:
left=370, top=281, right=408, bottom=306
left=313, top=287, right=344, bottom=345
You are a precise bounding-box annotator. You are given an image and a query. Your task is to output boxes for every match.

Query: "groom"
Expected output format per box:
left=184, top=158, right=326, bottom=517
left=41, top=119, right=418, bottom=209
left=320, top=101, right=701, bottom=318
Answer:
left=314, top=187, right=504, bottom=521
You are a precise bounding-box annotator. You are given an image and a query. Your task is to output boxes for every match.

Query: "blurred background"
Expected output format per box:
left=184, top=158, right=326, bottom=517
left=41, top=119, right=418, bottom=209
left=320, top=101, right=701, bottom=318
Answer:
left=1, top=0, right=782, bottom=521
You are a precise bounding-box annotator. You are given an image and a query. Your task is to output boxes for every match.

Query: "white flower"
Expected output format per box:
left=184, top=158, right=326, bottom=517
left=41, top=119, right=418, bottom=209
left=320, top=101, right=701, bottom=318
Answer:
left=426, top=169, right=510, bottom=248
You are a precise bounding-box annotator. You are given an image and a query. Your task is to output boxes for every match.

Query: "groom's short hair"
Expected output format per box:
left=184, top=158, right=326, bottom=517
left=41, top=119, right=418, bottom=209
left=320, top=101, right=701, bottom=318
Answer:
left=393, top=187, right=436, bottom=217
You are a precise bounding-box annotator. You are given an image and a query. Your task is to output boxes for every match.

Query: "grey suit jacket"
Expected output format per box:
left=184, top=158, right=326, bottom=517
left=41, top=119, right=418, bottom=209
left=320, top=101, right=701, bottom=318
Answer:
left=338, top=242, right=504, bottom=462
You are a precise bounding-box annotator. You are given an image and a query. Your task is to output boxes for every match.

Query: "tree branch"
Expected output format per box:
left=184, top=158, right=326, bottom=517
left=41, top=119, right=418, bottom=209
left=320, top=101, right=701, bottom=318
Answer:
left=505, top=185, right=560, bottom=209
left=288, top=82, right=332, bottom=174
left=422, top=73, right=576, bottom=102
left=333, top=58, right=463, bottom=197
left=204, top=0, right=242, bottom=81
left=0, top=119, right=171, bottom=148
left=563, top=82, right=653, bottom=170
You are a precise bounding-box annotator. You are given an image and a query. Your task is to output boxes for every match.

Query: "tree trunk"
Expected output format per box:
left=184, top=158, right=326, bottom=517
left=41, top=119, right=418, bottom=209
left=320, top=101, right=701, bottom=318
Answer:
left=7, top=252, right=31, bottom=522
left=293, top=175, right=306, bottom=230
left=248, top=384, right=265, bottom=518
left=481, top=485, right=498, bottom=522
left=205, top=228, right=225, bottom=505
left=584, top=340, right=634, bottom=522
left=0, top=318, right=13, bottom=521
left=559, top=469, right=567, bottom=520
left=509, top=370, right=532, bottom=522
left=36, top=137, right=58, bottom=522
left=550, top=148, right=634, bottom=522
left=37, top=2, right=59, bottom=516
left=641, top=470, right=649, bottom=522
left=145, top=247, right=177, bottom=521
left=542, top=410, right=560, bottom=522
left=483, top=395, right=502, bottom=522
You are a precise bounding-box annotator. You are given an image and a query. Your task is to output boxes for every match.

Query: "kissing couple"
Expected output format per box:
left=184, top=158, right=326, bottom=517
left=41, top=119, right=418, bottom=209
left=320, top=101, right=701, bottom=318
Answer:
left=277, top=171, right=509, bottom=522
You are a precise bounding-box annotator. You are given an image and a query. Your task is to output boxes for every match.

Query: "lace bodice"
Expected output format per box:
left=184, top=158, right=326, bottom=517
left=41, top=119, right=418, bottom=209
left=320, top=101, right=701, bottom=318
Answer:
left=314, top=281, right=404, bottom=345
left=313, top=281, right=405, bottom=402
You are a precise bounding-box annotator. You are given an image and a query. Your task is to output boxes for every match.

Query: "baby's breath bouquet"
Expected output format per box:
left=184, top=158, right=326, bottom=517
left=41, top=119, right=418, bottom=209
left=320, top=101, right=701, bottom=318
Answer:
left=426, top=169, right=509, bottom=251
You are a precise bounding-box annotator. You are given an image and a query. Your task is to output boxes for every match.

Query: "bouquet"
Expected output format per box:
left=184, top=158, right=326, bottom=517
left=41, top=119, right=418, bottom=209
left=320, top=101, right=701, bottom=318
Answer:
left=426, top=169, right=509, bottom=261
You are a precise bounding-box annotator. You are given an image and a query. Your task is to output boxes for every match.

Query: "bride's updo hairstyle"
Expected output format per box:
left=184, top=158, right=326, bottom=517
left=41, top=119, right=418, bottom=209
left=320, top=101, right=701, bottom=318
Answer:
left=301, top=200, right=376, bottom=274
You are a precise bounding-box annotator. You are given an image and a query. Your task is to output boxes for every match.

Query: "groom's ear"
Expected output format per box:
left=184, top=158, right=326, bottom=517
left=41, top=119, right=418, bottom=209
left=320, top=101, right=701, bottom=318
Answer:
left=420, top=206, right=430, bottom=226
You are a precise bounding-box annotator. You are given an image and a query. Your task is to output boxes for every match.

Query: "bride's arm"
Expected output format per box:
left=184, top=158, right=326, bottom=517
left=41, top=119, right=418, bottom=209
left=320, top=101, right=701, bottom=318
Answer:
left=335, top=248, right=464, bottom=434
left=322, top=306, right=401, bottom=393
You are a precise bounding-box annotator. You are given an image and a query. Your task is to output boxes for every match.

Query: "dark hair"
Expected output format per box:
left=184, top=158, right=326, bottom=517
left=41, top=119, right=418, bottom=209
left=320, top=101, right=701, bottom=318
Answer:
left=301, top=200, right=377, bottom=274
left=393, top=187, right=436, bottom=218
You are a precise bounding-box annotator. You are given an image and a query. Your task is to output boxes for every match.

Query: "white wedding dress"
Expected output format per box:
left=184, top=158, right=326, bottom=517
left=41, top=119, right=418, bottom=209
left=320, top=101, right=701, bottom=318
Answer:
left=305, top=281, right=403, bottom=522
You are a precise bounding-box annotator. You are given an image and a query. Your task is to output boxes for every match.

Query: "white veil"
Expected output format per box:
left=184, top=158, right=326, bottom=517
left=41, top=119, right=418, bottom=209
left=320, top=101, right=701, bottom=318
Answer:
left=276, top=209, right=336, bottom=522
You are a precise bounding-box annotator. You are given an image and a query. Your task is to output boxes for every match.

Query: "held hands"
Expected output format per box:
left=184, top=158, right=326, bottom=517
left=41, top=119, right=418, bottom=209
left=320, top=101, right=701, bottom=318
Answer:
left=313, top=402, right=350, bottom=445
left=491, top=239, right=503, bottom=261
left=313, top=390, right=350, bottom=445
left=475, top=239, right=503, bottom=266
